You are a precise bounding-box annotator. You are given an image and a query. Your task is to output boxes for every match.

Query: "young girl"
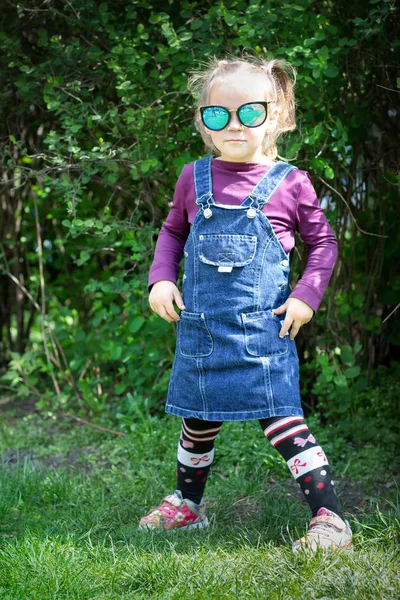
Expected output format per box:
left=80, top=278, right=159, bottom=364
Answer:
left=139, top=56, right=352, bottom=553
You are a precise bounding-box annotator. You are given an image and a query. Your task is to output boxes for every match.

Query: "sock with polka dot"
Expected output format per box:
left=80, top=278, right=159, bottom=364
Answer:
left=176, top=418, right=223, bottom=505
left=260, top=416, right=343, bottom=519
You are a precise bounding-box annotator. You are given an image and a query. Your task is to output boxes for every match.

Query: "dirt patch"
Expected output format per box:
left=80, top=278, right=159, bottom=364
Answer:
left=223, top=472, right=399, bottom=523
left=0, top=396, right=39, bottom=415
left=206, top=469, right=399, bottom=525
left=278, top=475, right=398, bottom=514
left=230, top=496, right=262, bottom=522
left=1, top=447, right=99, bottom=474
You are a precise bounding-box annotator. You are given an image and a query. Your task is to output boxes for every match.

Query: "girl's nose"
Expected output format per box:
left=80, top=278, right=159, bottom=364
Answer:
left=227, top=111, right=243, bottom=130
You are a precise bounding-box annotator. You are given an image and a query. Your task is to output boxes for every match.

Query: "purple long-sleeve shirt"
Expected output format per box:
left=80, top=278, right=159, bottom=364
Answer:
left=148, top=159, right=337, bottom=312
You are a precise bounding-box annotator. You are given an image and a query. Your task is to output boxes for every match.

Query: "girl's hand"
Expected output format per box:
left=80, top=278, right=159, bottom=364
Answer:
left=272, top=297, right=314, bottom=340
left=149, top=280, right=186, bottom=323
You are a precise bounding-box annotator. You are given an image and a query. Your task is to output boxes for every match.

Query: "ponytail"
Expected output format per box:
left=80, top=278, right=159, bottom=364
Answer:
left=259, top=59, right=297, bottom=159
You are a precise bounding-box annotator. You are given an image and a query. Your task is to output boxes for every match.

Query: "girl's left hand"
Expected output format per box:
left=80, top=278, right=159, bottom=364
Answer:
left=272, top=298, right=314, bottom=340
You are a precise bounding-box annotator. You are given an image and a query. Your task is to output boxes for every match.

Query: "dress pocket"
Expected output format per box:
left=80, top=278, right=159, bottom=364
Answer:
left=178, top=311, right=213, bottom=358
left=242, top=310, right=288, bottom=357
left=199, top=234, right=257, bottom=270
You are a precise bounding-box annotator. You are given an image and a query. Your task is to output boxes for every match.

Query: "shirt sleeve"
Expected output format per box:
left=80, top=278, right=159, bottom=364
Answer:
left=148, top=166, right=191, bottom=290
left=288, top=171, right=338, bottom=312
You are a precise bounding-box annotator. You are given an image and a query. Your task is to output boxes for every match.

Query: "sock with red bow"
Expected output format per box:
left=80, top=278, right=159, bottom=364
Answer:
left=176, top=418, right=223, bottom=505
left=260, top=416, right=343, bottom=519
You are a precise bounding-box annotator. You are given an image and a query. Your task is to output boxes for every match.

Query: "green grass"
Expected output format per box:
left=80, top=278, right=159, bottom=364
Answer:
left=0, top=403, right=399, bottom=599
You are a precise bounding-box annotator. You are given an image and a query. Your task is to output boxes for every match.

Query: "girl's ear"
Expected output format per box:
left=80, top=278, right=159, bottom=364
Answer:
left=266, top=104, right=280, bottom=132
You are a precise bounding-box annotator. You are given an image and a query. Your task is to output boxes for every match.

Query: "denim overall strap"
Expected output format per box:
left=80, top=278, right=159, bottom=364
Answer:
left=241, top=162, right=297, bottom=209
left=194, top=156, right=214, bottom=207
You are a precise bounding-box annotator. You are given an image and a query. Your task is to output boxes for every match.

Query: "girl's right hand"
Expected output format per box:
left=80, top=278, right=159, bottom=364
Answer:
left=149, top=280, right=186, bottom=323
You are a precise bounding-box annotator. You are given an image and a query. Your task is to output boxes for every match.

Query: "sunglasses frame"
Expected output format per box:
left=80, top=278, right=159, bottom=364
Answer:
left=199, top=101, right=273, bottom=131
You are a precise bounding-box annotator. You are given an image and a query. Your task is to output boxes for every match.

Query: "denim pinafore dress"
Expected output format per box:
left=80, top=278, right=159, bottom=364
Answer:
left=165, top=156, right=304, bottom=421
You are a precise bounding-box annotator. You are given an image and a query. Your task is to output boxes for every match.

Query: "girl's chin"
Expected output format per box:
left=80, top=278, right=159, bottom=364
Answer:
left=218, top=149, right=259, bottom=161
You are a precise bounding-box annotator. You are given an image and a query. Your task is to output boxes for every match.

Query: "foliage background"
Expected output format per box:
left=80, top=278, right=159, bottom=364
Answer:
left=0, top=0, right=399, bottom=445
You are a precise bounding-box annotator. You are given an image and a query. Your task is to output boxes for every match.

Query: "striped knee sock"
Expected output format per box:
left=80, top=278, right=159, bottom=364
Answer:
left=260, top=416, right=343, bottom=519
left=176, top=418, right=222, bottom=505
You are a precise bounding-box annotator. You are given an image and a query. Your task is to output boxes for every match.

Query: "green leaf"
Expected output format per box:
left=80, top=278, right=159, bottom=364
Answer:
left=327, top=25, right=338, bottom=34
left=224, top=13, right=236, bottom=26
left=334, top=374, right=348, bottom=387
left=339, top=303, right=351, bottom=316
left=149, top=15, right=161, bottom=24
left=312, top=67, right=321, bottom=79
left=317, top=46, right=329, bottom=61
left=110, top=345, right=122, bottom=360
left=129, top=316, right=145, bottom=333
left=353, top=377, right=368, bottom=392
left=140, top=160, right=153, bottom=173
left=110, top=303, right=121, bottom=315
left=20, top=65, right=34, bottom=74
left=354, top=293, right=365, bottom=307
left=324, top=166, right=335, bottom=179
left=190, top=20, right=203, bottom=30
left=115, top=382, right=128, bottom=394
left=344, top=366, right=361, bottom=379
left=338, top=399, right=351, bottom=413
left=340, top=345, right=355, bottom=366
left=76, top=251, right=91, bottom=266
left=70, top=359, right=83, bottom=371
left=37, top=28, right=48, bottom=47
left=106, top=174, right=118, bottom=184
left=304, top=38, right=316, bottom=47
left=179, top=32, right=192, bottom=41
left=325, top=65, right=339, bottom=78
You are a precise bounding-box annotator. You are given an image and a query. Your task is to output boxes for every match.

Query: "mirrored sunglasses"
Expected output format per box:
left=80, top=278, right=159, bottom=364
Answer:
left=200, top=101, right=272, bottom=131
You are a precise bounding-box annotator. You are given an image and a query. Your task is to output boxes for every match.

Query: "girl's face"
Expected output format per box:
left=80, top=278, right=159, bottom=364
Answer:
left=206, top=71, right=279, bottom=163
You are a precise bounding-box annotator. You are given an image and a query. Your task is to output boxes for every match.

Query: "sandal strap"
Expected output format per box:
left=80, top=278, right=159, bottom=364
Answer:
left=309, top=515, right=345, bottom=532
left=163, top=494, right=182, bottom=508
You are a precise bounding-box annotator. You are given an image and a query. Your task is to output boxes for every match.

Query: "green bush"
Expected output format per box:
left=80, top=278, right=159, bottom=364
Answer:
left=1, top=0, right=399, bottom=435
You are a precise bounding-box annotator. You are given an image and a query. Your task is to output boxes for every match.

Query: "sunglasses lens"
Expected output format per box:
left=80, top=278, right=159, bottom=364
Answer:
left=238, top=103, right=267, bottom=127
left=202, top=107, right=229, bottom=131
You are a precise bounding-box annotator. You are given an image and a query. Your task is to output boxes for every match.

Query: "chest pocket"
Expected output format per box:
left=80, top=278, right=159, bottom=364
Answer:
left=199, top=234, right=257, bottom=271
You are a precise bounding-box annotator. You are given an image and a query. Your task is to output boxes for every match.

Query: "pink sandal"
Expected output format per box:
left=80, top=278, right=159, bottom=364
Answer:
left=293, top=507, right=353, bottom=553
left=139, top=490, right=209, bottom=531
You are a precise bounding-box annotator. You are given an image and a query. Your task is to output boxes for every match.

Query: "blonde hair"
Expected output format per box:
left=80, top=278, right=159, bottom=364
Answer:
left=187, top=54, right=297, bottom=160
